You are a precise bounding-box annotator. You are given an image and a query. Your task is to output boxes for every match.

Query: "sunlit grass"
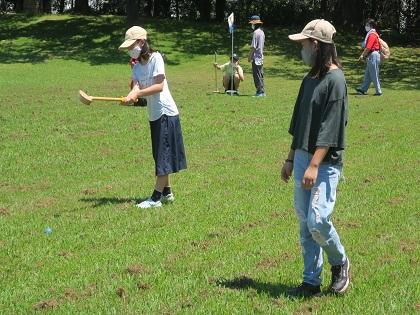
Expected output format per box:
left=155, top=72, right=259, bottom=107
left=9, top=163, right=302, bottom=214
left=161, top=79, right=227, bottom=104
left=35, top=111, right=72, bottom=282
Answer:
left=0, top=15, right=419, bottom=314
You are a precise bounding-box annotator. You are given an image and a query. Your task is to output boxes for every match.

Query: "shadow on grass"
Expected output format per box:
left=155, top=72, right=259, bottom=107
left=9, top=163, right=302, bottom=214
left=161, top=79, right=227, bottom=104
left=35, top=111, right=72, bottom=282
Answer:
left=215, top=276, right=295, bottom=299
left=1, top=14, right=418, bottom=90
left=207, top=92, right=256, bottom=97
left=215, top=275, right=338, bottom=300
left=79, top=196, right=147, bottom=208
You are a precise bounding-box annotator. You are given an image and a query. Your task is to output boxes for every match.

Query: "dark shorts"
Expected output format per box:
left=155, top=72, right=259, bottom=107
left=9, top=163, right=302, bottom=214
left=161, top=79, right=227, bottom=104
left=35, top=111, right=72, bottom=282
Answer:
left=225, top=77, right=237, bottom=92
left=150, top=115, right=187, bottom=176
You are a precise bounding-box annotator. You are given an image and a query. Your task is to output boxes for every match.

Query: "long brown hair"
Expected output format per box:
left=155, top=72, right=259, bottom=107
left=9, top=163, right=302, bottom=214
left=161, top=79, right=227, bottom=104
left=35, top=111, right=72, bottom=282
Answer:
left=309, top=39, right=342, bottom=79
left=139, top=39, right=155, bottom=61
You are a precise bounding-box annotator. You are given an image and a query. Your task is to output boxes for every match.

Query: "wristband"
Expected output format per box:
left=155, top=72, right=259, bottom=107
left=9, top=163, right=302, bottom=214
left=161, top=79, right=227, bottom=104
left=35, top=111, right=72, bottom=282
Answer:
left=285, top=159, right=293, bottom=164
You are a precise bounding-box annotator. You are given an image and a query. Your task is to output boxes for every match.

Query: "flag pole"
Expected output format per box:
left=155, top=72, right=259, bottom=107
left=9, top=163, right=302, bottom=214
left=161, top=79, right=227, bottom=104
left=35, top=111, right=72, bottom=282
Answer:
left=227, top=12, right=235, bottom=96
left=231, top=27, right=234, bottom=95
left=214, top=51, right=219, bottom=93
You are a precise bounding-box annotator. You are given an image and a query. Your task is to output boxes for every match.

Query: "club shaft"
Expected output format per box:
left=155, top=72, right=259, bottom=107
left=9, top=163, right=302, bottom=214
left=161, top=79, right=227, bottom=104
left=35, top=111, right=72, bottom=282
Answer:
left=91, top=96, right=124, bottom=101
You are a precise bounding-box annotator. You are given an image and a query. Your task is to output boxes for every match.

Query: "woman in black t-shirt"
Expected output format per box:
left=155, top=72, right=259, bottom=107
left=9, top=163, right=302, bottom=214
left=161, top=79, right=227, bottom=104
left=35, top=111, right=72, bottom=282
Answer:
left=281, top=19, right=350, bottom=297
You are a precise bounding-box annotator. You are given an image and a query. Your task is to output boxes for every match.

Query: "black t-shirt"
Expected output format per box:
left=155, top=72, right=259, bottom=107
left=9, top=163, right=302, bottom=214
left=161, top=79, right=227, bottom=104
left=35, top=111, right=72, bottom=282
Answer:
left=288, top=69, right=348, bottom=165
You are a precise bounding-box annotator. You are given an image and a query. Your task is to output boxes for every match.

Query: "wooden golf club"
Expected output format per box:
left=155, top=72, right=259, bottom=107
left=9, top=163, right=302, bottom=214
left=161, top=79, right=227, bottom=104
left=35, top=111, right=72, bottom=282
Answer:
left=79, top=90, right=125, bottom=105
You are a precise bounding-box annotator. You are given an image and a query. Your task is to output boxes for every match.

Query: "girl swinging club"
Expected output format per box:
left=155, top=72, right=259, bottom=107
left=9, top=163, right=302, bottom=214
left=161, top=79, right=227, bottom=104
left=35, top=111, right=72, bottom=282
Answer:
left=120, top=26, right=187, bottom=209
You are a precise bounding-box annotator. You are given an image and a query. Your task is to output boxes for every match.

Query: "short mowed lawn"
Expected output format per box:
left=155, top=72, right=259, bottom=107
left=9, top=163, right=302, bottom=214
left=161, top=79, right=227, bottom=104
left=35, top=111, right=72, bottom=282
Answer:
left=0, top=15, right=419, bottom=314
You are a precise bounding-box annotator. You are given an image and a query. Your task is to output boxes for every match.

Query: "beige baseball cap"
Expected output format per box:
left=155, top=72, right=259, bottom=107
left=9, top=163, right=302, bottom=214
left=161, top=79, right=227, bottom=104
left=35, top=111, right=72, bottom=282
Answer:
left=288, top=19, right=336, bottom=43
left=249, top=15, right=263, bottom=24
left=119, top=26, right=147, bottom=49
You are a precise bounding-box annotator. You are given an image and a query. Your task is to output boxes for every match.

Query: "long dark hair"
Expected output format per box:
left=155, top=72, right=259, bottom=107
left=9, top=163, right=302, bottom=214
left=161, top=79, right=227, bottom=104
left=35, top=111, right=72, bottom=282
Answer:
left=309, top=39, right=342, bottom=79
left=139, top=39, right=155, bottom=61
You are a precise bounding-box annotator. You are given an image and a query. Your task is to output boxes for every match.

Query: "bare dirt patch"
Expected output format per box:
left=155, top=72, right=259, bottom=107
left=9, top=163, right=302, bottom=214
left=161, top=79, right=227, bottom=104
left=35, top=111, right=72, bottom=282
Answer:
left=63, top=288, right=78, bottom=301
left=127, top=264, right=148, bottom=275
left=32, top=299, right=59, bottom=310
left=388, top=196, right=404, bottom=206
left=82, top=188, right=98, bottom=195
left=238, top=220, right=264, bottom=232
left=0, top=208, right=10, bottom=216
left=400, top=240, right=416, bottom=253
left=58, top=251, right=72, bottom=258
left=116, top=287, right=128, bottom=300
left=137, top=282, right=151, bottom=290
left=293, top=303, right=319, bottom=315
left=36, top=197, right=57, bottom=208
left=191, top=239, right=212, bottom=250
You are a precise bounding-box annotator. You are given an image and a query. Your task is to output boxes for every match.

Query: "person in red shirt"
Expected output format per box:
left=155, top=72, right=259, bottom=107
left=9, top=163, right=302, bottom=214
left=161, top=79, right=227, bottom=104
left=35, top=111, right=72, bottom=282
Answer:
left=356, top=19, right=382, bottom=96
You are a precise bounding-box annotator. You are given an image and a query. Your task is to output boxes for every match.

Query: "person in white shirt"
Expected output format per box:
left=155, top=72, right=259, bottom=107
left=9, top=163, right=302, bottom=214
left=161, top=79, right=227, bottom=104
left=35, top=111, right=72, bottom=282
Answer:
left=120, top=26, right=187, bottom=209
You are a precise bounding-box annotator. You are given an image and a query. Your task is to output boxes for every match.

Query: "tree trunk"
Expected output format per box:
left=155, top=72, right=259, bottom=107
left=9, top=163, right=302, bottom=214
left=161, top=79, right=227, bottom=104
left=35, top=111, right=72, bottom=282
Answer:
left=175, top=0, right=179, bottom=19
left=41, top=0, right=51, bottom=13
left=15, top=0, right=24, bottom=12
left=215, top=0, right=226, bottom=21
left=334, top=0, right=364, bottom=28
left=145, top=0, right=153, bottom=16
left=23, top=0, right=40, bottom=14
left=154, top=0, right=159, bottom=16
left=58, top=0, right=65, bottom=13
left=74, top=0, right=89, bottom=14
left=320, top=0, right=327, bottom=18
left=198, top=0, right=210, bottom=21
left=127, top=0, right=139, bottom=25
left=369, top=0, right=378, bottom=19
left=152, top=0, right=170, bottom=17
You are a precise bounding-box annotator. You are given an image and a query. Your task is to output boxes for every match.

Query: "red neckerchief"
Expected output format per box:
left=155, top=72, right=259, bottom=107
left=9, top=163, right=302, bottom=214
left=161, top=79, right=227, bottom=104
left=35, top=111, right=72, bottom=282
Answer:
left=130, top=58, right=138, bottom=67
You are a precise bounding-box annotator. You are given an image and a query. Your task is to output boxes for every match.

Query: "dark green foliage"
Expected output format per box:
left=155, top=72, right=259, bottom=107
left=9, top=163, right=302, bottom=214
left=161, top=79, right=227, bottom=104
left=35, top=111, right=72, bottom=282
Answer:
left=1, top=0, right=417, bottom=40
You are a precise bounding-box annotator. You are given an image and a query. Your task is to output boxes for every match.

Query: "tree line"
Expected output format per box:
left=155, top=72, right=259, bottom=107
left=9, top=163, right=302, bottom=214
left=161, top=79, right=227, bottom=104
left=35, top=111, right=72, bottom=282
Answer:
left=1, top=0, right=419, bottom=37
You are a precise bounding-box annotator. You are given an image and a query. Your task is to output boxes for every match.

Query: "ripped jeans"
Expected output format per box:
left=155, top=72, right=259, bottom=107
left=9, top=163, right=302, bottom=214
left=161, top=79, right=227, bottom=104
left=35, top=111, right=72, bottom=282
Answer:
left=293, top=149, right=347, bottom=286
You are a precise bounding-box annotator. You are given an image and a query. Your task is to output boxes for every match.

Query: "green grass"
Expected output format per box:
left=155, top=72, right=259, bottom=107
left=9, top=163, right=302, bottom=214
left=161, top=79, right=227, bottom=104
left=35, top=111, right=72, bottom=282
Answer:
left=0, top=15, right=419, bottom=314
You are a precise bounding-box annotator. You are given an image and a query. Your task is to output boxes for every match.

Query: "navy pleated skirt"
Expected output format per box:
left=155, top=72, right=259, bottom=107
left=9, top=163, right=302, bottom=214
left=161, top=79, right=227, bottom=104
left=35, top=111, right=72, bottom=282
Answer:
left=149, top=115, right=187, bottom=176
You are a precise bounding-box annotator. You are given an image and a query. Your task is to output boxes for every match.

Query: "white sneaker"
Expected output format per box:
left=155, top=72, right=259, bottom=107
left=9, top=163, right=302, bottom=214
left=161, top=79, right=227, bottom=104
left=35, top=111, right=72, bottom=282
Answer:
left=161, top=193, right=175, bottom=204
left=136, top=198, right=162, bottom=209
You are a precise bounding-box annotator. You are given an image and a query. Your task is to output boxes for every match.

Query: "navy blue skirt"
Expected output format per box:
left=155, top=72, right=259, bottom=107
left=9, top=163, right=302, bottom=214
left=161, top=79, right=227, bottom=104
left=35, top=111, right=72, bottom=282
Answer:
left=150, top=115, right=187, bottom=176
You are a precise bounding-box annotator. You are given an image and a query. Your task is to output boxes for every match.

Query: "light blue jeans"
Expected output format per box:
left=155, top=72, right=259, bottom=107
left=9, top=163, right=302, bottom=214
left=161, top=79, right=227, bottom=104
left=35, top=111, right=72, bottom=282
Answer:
left=360, top=50, right=382, bottom=94
left=293, top=149, right=346, bottom=286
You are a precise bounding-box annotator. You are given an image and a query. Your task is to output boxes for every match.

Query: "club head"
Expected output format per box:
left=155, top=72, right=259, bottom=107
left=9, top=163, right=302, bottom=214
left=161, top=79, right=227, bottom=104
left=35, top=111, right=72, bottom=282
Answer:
left=79, top=90, right=93, bottom=105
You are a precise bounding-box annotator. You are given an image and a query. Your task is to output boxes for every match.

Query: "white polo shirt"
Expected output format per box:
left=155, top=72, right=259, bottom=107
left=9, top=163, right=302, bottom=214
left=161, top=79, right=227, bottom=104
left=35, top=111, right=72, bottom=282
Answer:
left=132, top=52, right=179, bottom=121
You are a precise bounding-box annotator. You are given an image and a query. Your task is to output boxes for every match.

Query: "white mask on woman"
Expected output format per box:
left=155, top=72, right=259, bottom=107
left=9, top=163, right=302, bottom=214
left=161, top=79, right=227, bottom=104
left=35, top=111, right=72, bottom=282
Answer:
left=365, top=25, right=371, bottom=32
left=128, top=45, right=142, bottom=59
left=251, top=24, right=255, bottom=30
left=301, top=46, right=316, bottom=66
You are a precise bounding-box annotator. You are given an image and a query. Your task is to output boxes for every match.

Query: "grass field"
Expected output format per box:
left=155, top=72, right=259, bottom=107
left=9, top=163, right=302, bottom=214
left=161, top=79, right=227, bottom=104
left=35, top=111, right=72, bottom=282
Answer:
left=0, top=15, right=419, bottom=314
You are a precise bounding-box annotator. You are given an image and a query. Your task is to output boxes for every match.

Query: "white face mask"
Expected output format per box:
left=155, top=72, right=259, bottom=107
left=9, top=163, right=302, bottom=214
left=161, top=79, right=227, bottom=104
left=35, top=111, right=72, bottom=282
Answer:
left=128, top=45, right=141, bottom=59
left=365, top=25, right=371, bottom=32
left=251, top=24, right=255, bottom=30
left=301, top=46, right=316, bottom=66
